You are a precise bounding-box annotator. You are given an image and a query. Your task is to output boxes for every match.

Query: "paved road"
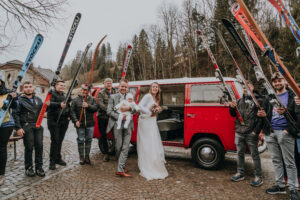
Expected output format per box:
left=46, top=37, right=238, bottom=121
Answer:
left=0, top=121, right=292, bottom=200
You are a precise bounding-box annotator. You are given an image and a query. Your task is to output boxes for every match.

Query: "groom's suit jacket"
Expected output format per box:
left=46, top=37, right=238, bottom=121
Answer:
left=106, top=92, right=136, bottom=133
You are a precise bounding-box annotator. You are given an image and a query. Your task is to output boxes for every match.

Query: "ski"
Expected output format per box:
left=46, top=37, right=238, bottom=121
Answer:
left=196, top=30, right=245, bottom=125
left=56, top=42, right=93, bottom=123
left=36, top=13, right=81, bottom=128
left=0, top=34, right=43, bottom=126
left=231, top=0, right=300, bottom=98
left=222, top=18, right=300, bottom=132
left=215, top=28, right=271, bottom=126
left=267, top=0, right=300, bottom=44
left=78, top=35, right=107, bottom=125
left=121, top=45, right=133, bottom=79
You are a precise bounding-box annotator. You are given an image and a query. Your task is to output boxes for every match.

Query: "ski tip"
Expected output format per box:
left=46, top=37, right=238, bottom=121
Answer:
left=36, top=34, right=44, bottom=38
left=87, top=43, right=93, bottom=48
left=76, top=13, right=82, bottom=17
left=221, top=18, right=231, bottom=24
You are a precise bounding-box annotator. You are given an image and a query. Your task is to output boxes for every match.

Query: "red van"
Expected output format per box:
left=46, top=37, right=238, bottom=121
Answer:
left=92, top=77, right=265, bottom=169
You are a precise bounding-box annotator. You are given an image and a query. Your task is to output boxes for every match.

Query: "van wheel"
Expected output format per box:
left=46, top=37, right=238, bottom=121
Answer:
left=191, top=138, right=225, bottom=170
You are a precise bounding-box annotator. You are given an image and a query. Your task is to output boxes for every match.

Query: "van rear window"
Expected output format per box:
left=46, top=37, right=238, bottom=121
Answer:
left=190, top=84, right=224, bottom=103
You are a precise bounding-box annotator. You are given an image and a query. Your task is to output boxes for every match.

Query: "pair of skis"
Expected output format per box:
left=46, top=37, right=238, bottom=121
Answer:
left=36, top=13, right=81, bottom=127
left=214, top=28, right=271, bottom=127
left=0, top=34, right=44, bottom=126
left=195, top=30, right=245, bottom=125
left=231, top=0, right=300, bottom=99
left=266, top=0, right=300, bottom=59
left=121, top=45, right=133, bottom=79
left=267, top=0, right=300, bottom=45
left=222, top=18, right=300, bottom=133
left=77, top=35, right=107, bottom=126
left=56, top=42, right=93, bottom=123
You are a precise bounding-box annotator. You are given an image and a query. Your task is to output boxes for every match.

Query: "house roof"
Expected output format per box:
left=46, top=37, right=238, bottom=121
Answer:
left=6, top=59, right=24, bottom=65
left=0, top=59, right=55, bottom=82
left=36, top=67, right=55, bottom=82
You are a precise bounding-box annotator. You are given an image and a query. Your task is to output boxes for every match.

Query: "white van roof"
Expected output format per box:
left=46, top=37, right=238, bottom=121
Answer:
left=95, top=77, right=237, bottom=88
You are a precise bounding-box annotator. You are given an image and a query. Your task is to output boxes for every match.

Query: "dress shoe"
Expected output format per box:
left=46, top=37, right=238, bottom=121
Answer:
left=56, top=160, right=67, bottom=166
left=49, top=163, right=56, bottom=170
left=0, top=175, right=5, bottom=186
left=36, top=167, right=45, bottom=177
left=115, top=171, right=131, bottom=177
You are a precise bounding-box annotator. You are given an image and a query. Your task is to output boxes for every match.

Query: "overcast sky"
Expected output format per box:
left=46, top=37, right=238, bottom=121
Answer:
left=0, top=0, right=182, bottom=71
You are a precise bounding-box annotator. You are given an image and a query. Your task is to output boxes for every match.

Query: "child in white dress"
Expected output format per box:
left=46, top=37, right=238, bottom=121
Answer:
left=115, top=93, right=138, bottom=129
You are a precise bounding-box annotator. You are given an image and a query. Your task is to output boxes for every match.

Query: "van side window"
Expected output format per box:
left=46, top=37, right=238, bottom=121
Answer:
left=160, top=85, right=185, bottom=106
left=190, top=84, right=224, bottom=103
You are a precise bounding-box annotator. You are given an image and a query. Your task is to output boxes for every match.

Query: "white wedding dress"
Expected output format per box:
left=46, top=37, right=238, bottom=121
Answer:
left=137, top=93, right=168, bottom=181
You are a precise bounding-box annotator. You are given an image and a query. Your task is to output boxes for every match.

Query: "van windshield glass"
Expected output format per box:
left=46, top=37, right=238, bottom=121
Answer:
left=234, top=81, right=243, bottom=98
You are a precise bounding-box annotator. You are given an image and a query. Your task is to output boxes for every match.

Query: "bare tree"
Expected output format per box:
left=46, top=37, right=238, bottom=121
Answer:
left=0, top=0, right=67, bottom=51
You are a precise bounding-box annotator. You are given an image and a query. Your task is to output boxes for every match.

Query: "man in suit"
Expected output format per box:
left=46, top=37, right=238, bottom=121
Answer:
left=107, top=79, right=135, bottom=177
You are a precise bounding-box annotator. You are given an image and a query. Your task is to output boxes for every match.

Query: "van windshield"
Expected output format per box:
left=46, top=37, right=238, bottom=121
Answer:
left=234, top=81, right=243, bottom=98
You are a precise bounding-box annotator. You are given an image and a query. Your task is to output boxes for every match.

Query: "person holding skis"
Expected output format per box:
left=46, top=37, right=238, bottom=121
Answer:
left=12, top=81, right=45, bottom=177
left=45, top=80, right=70, bottom=170
left=258, top=72, right=299, bottom=200
left=229, top=80, right=263, bottom=187
left=0, top=76, right=18, bottom=185
left=97, top=78, right=117, bottom=162
left=70, top=84, right=98, bottom=165
left=294, top=85, right=300, bottom=188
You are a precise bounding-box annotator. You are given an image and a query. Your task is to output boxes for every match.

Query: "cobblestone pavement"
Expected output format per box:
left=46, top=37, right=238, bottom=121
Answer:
left=0, top=121, right=294, bottom=200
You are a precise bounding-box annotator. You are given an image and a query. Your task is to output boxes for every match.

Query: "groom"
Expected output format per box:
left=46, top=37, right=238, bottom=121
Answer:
left=107, top=79, right=135, bottom=177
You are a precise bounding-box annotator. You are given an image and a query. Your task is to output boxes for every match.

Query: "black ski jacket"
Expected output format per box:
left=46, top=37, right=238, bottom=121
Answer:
left=229, top=91, right=263, bottom=135
left=70, top=94, right=98, bottom=127
left=12, top=95, right=43, bottom=130
left=0, top=80, right=13, bottom=95
left=261, top=88, right=299, bottom=138
left=47, top=90, right=70, bottom=123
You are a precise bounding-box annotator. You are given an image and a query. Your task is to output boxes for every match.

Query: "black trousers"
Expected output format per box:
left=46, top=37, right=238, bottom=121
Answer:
left=0, top=126, right=13, bottom=175
left=97, top=116, right=109, bottom=154
left=48, top=120, right=69, bottom=163
left=23, top=125, right=43, bottom=169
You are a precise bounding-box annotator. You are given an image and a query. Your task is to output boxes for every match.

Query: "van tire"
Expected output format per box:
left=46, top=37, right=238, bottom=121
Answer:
left=191, top=138, right=225, bottom=170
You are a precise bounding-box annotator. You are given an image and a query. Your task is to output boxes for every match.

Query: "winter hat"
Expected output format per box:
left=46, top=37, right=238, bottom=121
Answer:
left=271, top=72, right=284, bottom=82
left=126, top=93, right=133, bottom=100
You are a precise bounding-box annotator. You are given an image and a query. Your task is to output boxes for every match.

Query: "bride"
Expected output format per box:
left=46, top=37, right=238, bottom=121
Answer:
left=137, top=82, right=168, bottom=180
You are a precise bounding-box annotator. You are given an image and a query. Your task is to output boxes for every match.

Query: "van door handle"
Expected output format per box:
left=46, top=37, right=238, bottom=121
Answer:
left=187, top=113, right=195, bottom=117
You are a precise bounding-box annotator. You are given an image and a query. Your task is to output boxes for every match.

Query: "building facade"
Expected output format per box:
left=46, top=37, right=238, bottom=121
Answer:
left=0, top=60, right=55, bottom=99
